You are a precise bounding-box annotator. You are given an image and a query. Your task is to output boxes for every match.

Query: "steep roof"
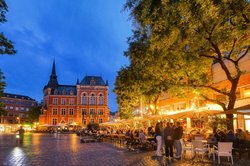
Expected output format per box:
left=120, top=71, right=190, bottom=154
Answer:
left=51, top=85, right=77, bottom=95
left=80, top=76, right=107, bottom=86
left=3, top=93, right=36, bottom=101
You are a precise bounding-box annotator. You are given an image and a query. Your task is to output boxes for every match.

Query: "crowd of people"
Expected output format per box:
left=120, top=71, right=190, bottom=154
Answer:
left=76, top=121, right=250, bottom=159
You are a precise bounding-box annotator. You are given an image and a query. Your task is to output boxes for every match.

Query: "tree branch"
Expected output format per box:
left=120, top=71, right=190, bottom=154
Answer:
left=198, top=85, right=230, bottom=96
left=199, top=54, right=217, bottom=59
left=237, top=45, right=250, bottom=63
left=201, top=94, right=226, bottom=111
left=227, top=38, right=237, bottom=59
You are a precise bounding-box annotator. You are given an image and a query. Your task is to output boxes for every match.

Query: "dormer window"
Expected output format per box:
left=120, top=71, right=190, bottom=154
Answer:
left=90, top=78, right=95, bottom=86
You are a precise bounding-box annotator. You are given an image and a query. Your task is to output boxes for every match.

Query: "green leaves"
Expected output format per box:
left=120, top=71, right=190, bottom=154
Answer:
left=0, top=0, right=16, bottom=55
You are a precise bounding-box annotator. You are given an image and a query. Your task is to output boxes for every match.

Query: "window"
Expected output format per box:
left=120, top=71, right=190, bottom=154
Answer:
left=98, top=109, right=103, bottom=115
left=98, top=94, right=104, bottom=105
left=69, top=108, right=74, bottom=115
left=52, top=108, right=58, bottom=115
left=20, top=107, right=24, bottom=111
left=16, top=107, right=19, bottom=111
left=99, top=119, right=103, bottom=123
left=90, top=109, right=95, bottom=115
left=243, top=87, right=250, bottom=98
left=53, top=98, right=58, bottom=105
left=82, top=109, right=87, bottom=115
left=10, top=106, right=13, bottom=110
left=52, top=118, right=57, bottom=125
left=69, top=98, right=74, bottom=105
left=61, top=108, right=66, bottom=115
left=26, top=108, right=29, bottom=111
left=82, top=118, right=86, bottom=125
left=90, top=93, right=96, bottom=105
left=61, top=98, right=66, bottom=105
left=69, top=119, right=73, bottom=125
left=90, top=119, right=94, bottom=123
left=82, top=93, right=88, bottom=105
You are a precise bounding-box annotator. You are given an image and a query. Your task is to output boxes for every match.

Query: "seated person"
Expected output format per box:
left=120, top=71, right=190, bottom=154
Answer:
left=207, top=134, right=217, bottom=147
left=139, top=130, right=147, bottom=143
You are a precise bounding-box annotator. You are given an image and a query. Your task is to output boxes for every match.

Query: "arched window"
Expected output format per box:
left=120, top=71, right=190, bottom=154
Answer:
left=82, top=93, right=88, bottom=105
left=90, top=93, right=96, bottom=105
left=98, top=93, right=104, bottom=105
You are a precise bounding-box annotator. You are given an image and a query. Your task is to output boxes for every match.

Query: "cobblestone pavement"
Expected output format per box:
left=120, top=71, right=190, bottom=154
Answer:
left=0, top=133, right=249, bottom=166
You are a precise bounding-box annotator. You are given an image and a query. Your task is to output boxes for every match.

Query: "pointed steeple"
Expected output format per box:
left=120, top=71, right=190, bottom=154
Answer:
left=47, top=60, right=58, bottom=88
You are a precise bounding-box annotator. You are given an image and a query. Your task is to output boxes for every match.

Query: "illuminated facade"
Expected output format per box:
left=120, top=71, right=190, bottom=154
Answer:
left=0, top=93, right=37, bottom=124
left=158, top=53, right=250, bottom=130
left=39, top=61, right=110, bottom=127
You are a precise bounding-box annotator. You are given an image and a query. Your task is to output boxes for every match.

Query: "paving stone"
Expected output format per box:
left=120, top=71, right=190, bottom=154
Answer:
left=0, top=133, right=249, bottom=166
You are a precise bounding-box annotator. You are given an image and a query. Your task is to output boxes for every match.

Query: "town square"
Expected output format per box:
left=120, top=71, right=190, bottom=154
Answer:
left=1, top=0, right=250, bottom=165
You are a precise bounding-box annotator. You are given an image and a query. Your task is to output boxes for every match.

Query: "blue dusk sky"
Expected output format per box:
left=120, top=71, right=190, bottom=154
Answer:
left=0, top=0, right=133, bottom=112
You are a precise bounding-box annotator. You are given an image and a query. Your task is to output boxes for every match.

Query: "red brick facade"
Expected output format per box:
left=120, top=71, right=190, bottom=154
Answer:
left=39, top=61, right=110, bottom=127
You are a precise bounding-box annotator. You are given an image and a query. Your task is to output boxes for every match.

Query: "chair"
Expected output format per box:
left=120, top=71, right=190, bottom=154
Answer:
left=181, top=140, right=194, bottom=159
left=192, top=140, right=210, bottom=160
left=213, top=142, right=233, bottom=165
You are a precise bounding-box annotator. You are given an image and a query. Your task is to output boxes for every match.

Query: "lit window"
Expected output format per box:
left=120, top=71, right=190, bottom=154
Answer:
left=69, top=108, right=74, bottom=115
left=69, top=119, right=73, bottom=124
left=90, top=119, right=94, bottom=123
left=53, top=98, right=58, bottom=105
left=90, top=93, right=96, bottom=105
left=61, top=98, right=66, bottom=105
left=243, top=88, right=250, bottom=98
left=52, top=108, right=58, bottom=115
left=69, top=98, right=74, bottom=105
left=90, top=109, right=95, bottom=115
left=82, top=93, right=88, bottom=105
left=98, top=94, right=104, bottom=105
left=98, top=109, right=103, bottom=115
left=82, top=109, right=87, bottom=115
left=52, top=118, right=57, bottom=125
left=61, top=108, right=66, bottom=115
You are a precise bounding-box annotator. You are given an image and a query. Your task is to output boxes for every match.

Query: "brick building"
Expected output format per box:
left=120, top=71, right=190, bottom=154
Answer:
left=0, top=93, right=37, bottom=124
left=39, top=61, right=110, bottom=127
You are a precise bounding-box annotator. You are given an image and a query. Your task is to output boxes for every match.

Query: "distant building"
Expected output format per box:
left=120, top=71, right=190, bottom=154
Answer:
left=110, top=111, right=118, bottom=122
left=0, top=93, right=37, bottom=124
left=39, top=61, right=110, bottom=127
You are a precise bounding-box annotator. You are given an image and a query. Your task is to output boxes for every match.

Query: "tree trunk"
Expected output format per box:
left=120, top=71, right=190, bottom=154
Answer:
left=226, top=77, right=239, bottom=131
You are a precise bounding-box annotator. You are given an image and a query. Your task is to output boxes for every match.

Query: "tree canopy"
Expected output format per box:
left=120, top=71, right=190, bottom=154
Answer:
left=0, top=0, right=16, bottom=55
left=118, top=0, right=250, bottom=129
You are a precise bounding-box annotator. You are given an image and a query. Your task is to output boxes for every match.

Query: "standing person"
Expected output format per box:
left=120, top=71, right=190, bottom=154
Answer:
left=155, top=122, right=163, bottom=156
left=164, top=122, right=174, bottom=159
left=173, top=122, right=183, bottom=159
left=16, top=126, right=25, bottom=144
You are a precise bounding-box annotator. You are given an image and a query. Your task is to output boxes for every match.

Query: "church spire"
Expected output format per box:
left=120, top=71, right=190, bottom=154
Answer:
left=47, top=59, right=58, bottom=88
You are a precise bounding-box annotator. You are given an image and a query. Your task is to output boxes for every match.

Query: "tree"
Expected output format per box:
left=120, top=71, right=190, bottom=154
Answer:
left=125, top=0, right=250, bottom=130
left=0, top=70, right=6, bottom=123
left=0, top=0, right=16, bottom=55
left=114, top=29, right=170, bottom=118
left=27, top=105, right=41, bottom=124
left=0, top=0, right=16, bottom=123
